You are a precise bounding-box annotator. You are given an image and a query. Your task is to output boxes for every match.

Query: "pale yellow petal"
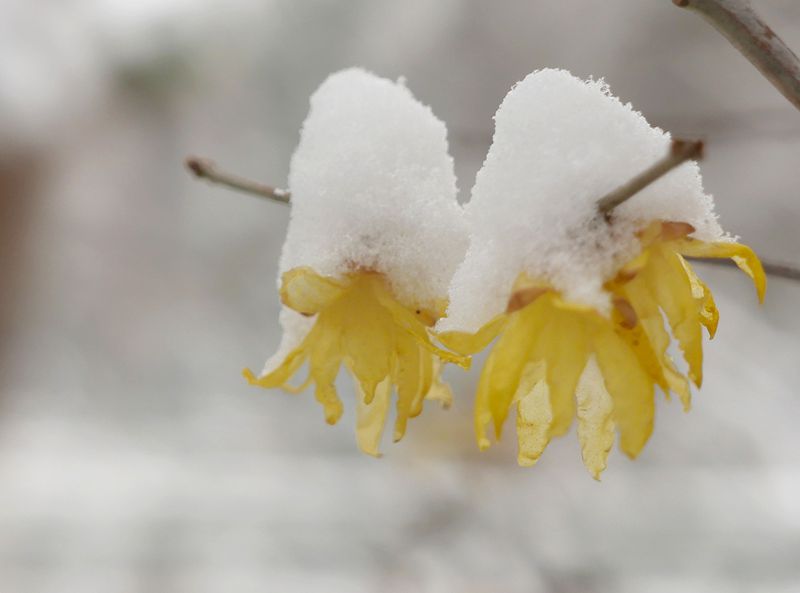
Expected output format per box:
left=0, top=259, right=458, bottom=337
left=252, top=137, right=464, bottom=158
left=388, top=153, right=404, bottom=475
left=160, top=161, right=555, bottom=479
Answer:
left=515, top=361, right=551, bottom=467
left=424, top=356, right=453, bottom=410
left=308, top=316, right=344, bottom=424
left=243, top=346, right=307, bottom=389
left=575, top=357, right=615, bottom=479
left=436, top=315, right=508, bottom=356
left=354, top=378, right=392, bottom=457
left=279, top=267, right=348, bottom=315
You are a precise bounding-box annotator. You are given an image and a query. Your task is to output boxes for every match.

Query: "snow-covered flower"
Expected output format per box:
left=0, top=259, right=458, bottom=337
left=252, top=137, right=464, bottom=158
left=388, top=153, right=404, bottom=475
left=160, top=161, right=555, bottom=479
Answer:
left=244, top=68, right=468, bottom=456
left=437, top=69, right=765, bottom=478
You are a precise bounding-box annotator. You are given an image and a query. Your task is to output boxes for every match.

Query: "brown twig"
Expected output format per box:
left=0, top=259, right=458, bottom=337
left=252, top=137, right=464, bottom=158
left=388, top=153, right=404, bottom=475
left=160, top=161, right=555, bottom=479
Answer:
left=597, top=139, right=704, bottom=217
left=185, top=156, right=291, bottom=204
left=697, top=257, right=800, bottom=282
left=674, top=0, right=800, bottom=112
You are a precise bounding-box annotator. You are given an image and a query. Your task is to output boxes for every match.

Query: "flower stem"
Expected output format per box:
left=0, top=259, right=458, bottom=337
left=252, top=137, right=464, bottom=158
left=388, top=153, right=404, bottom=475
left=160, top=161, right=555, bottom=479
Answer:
left=597, top=139, right=704, bottom=217
left=185, top=156, right=291, bottom=204
left=673, top=0, right=800, bottom=112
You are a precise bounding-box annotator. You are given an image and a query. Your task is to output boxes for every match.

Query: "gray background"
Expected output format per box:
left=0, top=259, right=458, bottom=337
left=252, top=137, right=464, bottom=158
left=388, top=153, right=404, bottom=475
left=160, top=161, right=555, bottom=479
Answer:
left=1, top=1, right=799, bottom=591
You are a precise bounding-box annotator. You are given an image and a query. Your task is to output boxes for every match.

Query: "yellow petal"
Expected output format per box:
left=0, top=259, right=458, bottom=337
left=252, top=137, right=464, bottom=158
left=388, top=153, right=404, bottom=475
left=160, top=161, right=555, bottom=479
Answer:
left=537, top=308, right=589, bottom=437
left=575, top=357, right=615, bottom=479
left=354, top=378, right=392, bottom=457
left=373, top=283, right=469, bottom=368
left=280, top=267, right=348, bottom=315
left=243, top=346, right=307, bottom=389
left=474, top=353, right=496, bottom=450
left=340, top=278, right=393, bottom=403
left=622, top=274, right=691, bottom=410
left=592, top=323, right=655, bottom=459
left=515, top=361, right=551, bottom=467
left=673, top=239, right=766, bottom=303
left=644, top=247, right=704, bottom=387
left=308, top=315, right=344, bottom=424
left=436, top=314, right=508, bottom=356
left=423, top=356, right=453, bottom=410
left=678, top=255, right=719, bottom=339
left=392, top=333, right=421, bottom=442
left=487, top=299, right=547, bottom=439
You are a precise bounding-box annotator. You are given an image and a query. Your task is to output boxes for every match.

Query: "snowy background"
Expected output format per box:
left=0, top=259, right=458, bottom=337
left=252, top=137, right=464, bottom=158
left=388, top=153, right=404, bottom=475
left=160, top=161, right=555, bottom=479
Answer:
left=1, top=1, right=799, bottom=592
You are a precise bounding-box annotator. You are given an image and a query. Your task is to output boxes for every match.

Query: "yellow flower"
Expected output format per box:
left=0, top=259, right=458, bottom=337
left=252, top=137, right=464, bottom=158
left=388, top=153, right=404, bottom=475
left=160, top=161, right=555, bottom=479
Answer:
left=244, top=267, right=468, bottom=457
left=439, top=221, right=765, bottom=478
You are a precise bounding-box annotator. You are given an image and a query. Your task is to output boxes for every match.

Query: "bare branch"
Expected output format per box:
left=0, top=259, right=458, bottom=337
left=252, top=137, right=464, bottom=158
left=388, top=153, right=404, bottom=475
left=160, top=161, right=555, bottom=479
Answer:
left=597, top=139, right=704, bottom=217
left=185, top=156, right=291, bottom=204
left=674, top=0, right=800, bottom=112
left=697, top=257, right=800, bottom=282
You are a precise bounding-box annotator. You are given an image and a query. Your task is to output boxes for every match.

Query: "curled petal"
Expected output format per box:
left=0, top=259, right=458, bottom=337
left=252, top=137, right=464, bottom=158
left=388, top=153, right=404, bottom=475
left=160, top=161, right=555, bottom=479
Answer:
left=673, top=239, right=766, bottom=303
left=280, top=267, right=349, bottom=315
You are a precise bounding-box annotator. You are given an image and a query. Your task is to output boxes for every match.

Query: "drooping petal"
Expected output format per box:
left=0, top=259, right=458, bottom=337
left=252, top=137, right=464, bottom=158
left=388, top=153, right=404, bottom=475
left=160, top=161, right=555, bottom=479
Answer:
left=341, top=278, right=393, bottom=403
left=622, top=274, right=692, bottom=410
left=243, top=346, right=308, bottom=389
left=487, top=298, right=547, bottom=438
left=392, top=332, right=422, bottom=442
left=354, top=378, right=392, bottom=457
left=537, top=306, right=589, bottom=437
left=678, top=255, right=719, bottom=339
left=673, top=239, right=766, bottom=303
left=424, top=357, right=454, bottom=409
left=644, top=246, right=704, bottom=387
left=592, top=323, right=655, bottom=459
left=575, top=357, right=615, bottom=479
left=308, top=315, right=345, bottom=424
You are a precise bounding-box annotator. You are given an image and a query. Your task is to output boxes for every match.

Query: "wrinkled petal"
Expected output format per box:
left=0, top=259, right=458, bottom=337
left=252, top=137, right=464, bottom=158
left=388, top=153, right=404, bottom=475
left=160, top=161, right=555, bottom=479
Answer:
left=515, top=361, right=551, bottom=467
left=576, top=357, right=615, bottom=479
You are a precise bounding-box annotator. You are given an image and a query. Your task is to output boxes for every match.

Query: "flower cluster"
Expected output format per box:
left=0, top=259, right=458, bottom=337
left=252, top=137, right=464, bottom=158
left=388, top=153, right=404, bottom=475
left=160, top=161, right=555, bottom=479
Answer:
left=244, top=68, right=764, bottom=476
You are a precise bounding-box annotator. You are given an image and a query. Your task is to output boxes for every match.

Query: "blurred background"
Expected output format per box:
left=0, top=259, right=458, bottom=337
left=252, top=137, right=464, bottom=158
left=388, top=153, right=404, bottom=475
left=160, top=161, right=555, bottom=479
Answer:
left=1, top=1, right=799, bottom=591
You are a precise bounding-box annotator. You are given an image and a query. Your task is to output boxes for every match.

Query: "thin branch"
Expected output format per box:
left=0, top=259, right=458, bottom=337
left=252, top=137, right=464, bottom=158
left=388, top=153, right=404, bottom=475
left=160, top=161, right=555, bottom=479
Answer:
left=697, top=257, right=800, bottom=282
left=185, top=156, right=290, bottom=204
left=674, top=0, right=800, bottom=112
left=597, top=139, right=704, bottom=217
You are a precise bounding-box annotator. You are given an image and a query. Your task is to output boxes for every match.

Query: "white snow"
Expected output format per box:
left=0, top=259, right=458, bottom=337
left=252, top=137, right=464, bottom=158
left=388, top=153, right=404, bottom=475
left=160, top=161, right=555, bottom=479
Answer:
left=439, top=68, right=724, bottom=333
left=279, top=67, right=467, bottom=310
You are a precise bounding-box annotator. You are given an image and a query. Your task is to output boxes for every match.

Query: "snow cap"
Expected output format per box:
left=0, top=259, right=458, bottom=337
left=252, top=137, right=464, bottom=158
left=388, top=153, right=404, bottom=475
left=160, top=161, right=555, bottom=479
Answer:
left=280, top=67, right=467, bottom=309
left=440, top=68, right=723, bottom=333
